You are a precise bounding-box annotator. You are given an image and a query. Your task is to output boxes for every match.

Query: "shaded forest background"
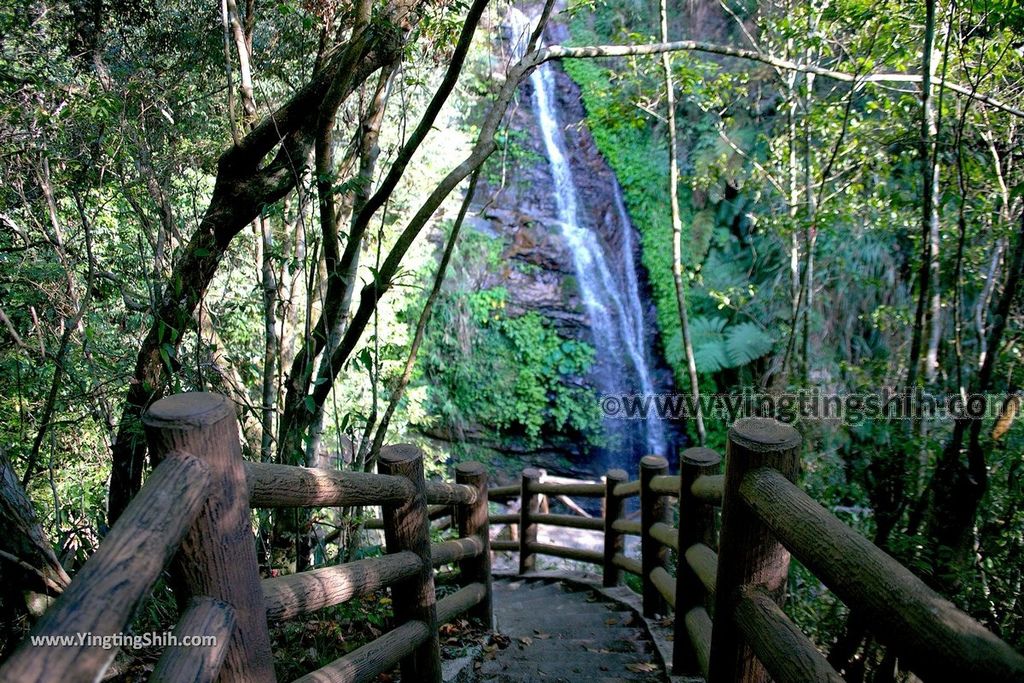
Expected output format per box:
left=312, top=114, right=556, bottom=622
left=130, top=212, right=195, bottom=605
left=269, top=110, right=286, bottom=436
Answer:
left=1, top=0, right=1023, bottom=678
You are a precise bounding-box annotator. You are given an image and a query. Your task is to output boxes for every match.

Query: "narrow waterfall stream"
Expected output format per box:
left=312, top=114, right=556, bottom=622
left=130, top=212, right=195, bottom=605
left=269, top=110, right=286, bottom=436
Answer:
left=507, top=10, right=667, bottom=460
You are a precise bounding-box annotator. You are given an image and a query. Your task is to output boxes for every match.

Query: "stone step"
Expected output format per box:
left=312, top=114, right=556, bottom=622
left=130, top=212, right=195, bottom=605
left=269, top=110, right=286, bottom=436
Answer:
left=478, top=657, right=662, bottom=681
left=471, top=577, right=668, bottom=682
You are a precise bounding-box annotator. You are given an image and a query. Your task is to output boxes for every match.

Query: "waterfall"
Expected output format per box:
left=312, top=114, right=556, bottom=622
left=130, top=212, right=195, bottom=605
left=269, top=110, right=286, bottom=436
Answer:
left=507, top=10, right=666, bottom=457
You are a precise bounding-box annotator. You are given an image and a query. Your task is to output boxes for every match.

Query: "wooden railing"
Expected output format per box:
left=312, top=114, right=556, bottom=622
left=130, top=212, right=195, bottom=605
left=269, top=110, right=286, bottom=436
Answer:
left=487, top=417, right=1024, bottom=683
left=0, top=392, right=491, bottom=683
left=5, top=393, right=1023, bottom=683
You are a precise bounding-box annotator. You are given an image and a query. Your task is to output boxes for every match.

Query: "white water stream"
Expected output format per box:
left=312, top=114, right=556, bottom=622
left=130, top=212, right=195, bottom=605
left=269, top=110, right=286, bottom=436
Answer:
left=507, top=10, right=667, bottom=456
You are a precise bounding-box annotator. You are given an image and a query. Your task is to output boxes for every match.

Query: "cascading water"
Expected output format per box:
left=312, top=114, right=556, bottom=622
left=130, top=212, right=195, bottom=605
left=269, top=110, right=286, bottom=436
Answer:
left=507, top=9, right=667, bottom=459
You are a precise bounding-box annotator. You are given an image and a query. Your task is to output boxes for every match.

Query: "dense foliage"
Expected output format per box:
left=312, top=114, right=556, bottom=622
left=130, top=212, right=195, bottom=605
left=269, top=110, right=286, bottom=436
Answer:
left=565, top=0, right=1024, bottom=664
left=0, top=0, right=1022, bottom=677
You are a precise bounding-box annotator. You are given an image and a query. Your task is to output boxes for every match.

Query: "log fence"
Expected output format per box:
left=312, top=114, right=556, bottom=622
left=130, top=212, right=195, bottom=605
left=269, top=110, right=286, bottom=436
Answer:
left=3, top=392, right=1023, bottom=682
left=0, top=392, right=491, bottom=683
left=485, top=417, right=1024, bottom=682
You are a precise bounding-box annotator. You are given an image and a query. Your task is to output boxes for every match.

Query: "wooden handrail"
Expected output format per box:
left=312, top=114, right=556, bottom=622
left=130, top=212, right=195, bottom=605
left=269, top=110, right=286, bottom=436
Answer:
left=526, top=542, right=603, bottom=565
left=293, top=618, right=430, bottom=683
left=612, top=552, right=642, bottom=575
left=431, top=536, right=484, bottom=567
left=491, top=539, right=519, bottom=551
left=690, top=474, right=724, bottom=503
left=488, top=512, right=518, bottom=525
left=650, top=566, right=676, bottom=608
left=612, top=479, right=640, bottom=498
left=0, top=453, right=210, bottom=683
left=150, top=596, right=235, bottom=683
left=530, top=512, right=605, bottom=531
left=437, top=582, right=488, bottom=624
left=425, top=480, right=477, bottom=505
left=487, top=484, right=520, bottom=499
left=527, top=480, right=606, bottom=497
left=684, top=543, right=718, bottom=597
left=611, top=518, right=641, bottom=534
left=364, top=504, right=451, bottom=529
left=685, top=607, right=713, bottom=679
left=246, top=461, right=413, bottom=507
left=648, top=521, right=678, bottom=550
left=263, top=551, right=422, bottom=622
left=741, top=465, right=1024, bottom=682
left=733, top=585, right=842, bottom=683
left=649, top=474, right=680, bottom=496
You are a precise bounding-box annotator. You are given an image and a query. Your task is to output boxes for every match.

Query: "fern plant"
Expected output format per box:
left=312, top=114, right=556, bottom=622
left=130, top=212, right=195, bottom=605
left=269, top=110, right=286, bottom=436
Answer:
left=684, top=315, right=774, bottom=373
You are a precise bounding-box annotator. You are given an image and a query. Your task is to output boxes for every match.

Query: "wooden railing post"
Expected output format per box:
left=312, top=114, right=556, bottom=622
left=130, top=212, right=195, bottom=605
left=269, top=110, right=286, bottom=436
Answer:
left=708, top=418, right=801, bottom=683
left=519, top=468, right=541, bottom=575
left=455, top=461, right=493, bottom=627
left=640, top=455, right=670, bottom=617
left=379, top=444, right=442, bottom=683
left=603, top=468, right=628, bottom=587
left=143, top=392, right=275, bottom=683
left=673, top=446, right=722, bottom=675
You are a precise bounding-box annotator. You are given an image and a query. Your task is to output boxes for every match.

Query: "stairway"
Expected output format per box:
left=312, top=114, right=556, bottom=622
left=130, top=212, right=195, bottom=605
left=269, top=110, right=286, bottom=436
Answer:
left=472, top=577, right=669, bottom=682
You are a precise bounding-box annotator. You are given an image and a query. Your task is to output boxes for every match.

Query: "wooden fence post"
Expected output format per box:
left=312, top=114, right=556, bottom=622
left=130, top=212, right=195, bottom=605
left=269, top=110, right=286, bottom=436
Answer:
left=456, top=461, right=492, bottom=627
left=143, top=392, right=276, bottom=683
left=603, top=469, right=628, bottom=588
left=379, top=445, right=442, bottom=683
left=673, top=446, right=721, bottom=675
left=640, top=455, right=670, bottom=617
left=708, top=418, right=801, bottom=683
left=519, top=468, right=541, bottom=575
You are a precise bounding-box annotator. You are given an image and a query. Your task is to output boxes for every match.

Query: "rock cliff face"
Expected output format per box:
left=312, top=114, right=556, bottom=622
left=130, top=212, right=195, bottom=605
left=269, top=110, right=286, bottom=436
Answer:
left=441, top=19, right=681, bottom=478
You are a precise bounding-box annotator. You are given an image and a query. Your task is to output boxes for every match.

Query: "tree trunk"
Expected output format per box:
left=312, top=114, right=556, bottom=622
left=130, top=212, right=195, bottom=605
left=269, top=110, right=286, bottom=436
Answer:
left=661, top=0, right=705, bottom=446
left=107, top=8, right=420, bottom=523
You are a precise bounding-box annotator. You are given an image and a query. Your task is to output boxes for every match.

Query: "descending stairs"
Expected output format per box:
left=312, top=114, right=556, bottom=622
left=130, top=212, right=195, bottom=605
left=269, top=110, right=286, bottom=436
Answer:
left=472, top=577, right=669, bottom=682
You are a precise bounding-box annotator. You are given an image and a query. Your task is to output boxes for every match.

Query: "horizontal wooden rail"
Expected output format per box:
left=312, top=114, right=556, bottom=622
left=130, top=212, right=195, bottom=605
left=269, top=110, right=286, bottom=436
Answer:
left=293, top=618, right=430, bottom=683
left=527, top=481, right=605, bottom=497
left=685, top=606, right=713, bottom=679
left=150, top=596, right=235, bottom=683
left=0, top=453, right=210, bottom=683
left=611, top=518, right=641, bottom=535
left=263, top=551, right=421, bottom=622
left=364, top=505, right=451, bottom=530
left=650, top=474, right=680, bottom=496
left=425, top=480, right=477, bottom=505
left=612, top=479, right=640, bottom=498
left=488, top=512, right=518, bottom=525
left=488, top=484, right=519, bottom=499
left=734, top=585, right=843, bottom=683
left=649, top=522, right=678, bottom=550
left=431, top=537, right=484, bottom=567
left=437, top=582, right=487, bottom=624
left=612, top=553, right=642, bottom=575
left=527, top=542, right=603, bottom=565
left=690, top=474, right=724, bottom=503
left=650, top=566, right=676, bottom=608
left=245, top=461, right=413, bottom=507
left=684, top=543, right=718, bottom=597
left=491, top=540, right=519, bottom=552
left=741, top=466, right=1024, bottom=682
left=531, top=512, right=605, bottom=531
